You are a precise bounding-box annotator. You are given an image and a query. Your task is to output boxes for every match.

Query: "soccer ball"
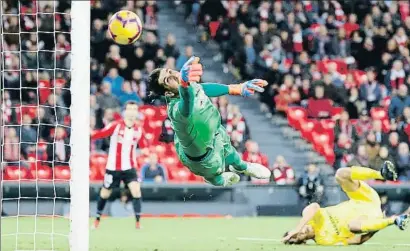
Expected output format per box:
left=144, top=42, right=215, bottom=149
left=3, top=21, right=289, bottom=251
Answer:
left=108, top=10, right=143, bottom=45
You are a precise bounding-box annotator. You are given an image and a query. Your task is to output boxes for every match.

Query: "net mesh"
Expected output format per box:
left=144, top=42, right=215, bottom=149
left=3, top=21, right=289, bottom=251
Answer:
left=1, top=1, right=73, bottom=250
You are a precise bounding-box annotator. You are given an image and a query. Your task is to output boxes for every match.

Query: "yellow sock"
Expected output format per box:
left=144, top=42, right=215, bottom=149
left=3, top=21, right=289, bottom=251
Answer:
left=360, top=218, right=394, bottom=232
left=351, top=166, right=383, bottom=181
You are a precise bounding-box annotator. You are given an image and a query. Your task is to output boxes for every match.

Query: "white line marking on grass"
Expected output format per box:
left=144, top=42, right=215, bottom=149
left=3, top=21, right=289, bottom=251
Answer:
left=237, top=237, right=281, bottom=242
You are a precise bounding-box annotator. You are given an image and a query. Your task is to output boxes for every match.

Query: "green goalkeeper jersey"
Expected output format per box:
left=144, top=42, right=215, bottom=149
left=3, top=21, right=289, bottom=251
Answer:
left=167, top=82, right=221, bottom=158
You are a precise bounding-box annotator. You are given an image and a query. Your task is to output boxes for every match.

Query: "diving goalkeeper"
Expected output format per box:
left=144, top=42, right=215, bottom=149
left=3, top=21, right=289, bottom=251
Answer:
left=148, top=56, right=271, bottom=186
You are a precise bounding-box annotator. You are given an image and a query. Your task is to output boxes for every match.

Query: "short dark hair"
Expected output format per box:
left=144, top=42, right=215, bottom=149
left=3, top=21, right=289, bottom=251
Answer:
left=124, top=100, right=138, bottom=109
left=148, top=68, right=165, bottom=97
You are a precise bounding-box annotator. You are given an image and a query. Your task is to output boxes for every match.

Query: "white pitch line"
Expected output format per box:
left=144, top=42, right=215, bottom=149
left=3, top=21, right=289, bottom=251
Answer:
left=237, top=237, right=281, bottom=242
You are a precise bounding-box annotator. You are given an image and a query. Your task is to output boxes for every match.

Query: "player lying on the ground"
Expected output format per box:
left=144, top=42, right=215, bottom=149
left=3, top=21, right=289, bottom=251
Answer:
left=91, top=101, right=143, bottom=229
left=148, top=56, right=271, bottom=186
left=283, top=161, right=409, bottom=245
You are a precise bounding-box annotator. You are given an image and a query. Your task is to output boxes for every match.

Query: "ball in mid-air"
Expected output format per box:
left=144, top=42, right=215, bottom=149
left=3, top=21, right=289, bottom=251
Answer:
left=108, top=10, right=142, bottom=45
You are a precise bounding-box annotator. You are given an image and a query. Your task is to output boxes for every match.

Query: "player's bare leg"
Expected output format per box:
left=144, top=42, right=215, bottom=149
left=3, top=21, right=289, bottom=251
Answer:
left=128, top=181, right=142, bottom=229
left=205, top=172, right=240, bottom=187
left=226, top=151, right=271, bottom=179
left=94, top=187, right=112, bottom=229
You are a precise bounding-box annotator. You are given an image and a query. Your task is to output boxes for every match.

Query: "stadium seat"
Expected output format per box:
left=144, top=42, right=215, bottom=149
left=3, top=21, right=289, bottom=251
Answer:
left=287, top=107, right=307, bottom=130
left=30, top=164, right=53, bottom=180
left=4, top=166, right=31, bottom=180
left=169, top=167, right=191, bottom=183
left=90, top=165, right=103, bottom=181
left=300, top=119, right=319, bottom=142
left=54, top=166, right=71, bottom=181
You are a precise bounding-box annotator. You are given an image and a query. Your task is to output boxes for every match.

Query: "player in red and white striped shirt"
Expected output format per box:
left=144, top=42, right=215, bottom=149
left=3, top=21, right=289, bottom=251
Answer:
left=91, top=101, right=143, bottom=229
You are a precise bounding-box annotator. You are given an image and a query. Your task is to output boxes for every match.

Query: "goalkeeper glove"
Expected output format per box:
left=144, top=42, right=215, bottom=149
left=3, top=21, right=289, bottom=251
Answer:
left=228, top=79, right=268, bottom=97
left=180, top=56, right=203, bottom=87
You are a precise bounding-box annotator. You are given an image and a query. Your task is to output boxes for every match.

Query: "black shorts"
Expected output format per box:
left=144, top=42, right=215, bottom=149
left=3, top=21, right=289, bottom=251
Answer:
left=103, top=169, right=139, bottom=189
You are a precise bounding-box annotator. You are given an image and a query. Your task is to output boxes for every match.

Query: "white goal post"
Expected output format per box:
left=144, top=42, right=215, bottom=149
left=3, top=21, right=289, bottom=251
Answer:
left=70, top=1, right=90, bottom=251
left=1, top=0, right=90, bottom=250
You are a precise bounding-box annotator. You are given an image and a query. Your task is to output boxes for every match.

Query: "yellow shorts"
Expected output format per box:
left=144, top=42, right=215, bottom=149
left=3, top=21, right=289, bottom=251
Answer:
left=345, top=181, right=383, bottom=218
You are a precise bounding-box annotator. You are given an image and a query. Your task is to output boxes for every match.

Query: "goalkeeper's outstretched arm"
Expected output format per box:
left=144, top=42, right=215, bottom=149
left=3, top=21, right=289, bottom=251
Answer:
left=201, top=79, right=268, bottom=98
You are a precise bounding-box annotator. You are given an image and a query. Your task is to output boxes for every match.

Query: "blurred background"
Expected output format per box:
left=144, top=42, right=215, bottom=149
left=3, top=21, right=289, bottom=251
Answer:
left=1, top=0, right=410, bottom=217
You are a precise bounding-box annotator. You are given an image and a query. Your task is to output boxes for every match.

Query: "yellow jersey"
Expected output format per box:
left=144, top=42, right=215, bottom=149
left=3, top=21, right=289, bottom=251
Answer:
left=308, top=200, right=380, bottom=245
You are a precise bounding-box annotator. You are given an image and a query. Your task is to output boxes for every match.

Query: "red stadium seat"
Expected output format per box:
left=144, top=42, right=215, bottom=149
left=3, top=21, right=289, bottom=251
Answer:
left=30, top=165, right=53, bottom=180
left=4, top=166, right=31, bottom=180
left=300, top=119, right=318, bottom=142
left=169, top=167, right=191, bottom=183
left=287, top=107, right=307, bottom=130
left=54, top=166, right=71, bottom=181
left=90, top=164, right=103, bottom=181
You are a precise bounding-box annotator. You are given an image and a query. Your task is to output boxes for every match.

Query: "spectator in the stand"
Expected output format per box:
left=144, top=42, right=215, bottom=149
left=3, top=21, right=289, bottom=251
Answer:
left=298, top=164, right=324, bottom=206
left=396, top=142, right=410, bottom=181
left=371, top=146, right=395, bottom=171
left=334, top=111, right=359, bottom=142
left=47, top=127, right=70, bottom=166
left=275, top=75, right=300, bottom=113
left=43, top=93, right=66, bottom=125
left=327, top=62, right=344, bottom=88
left=118, top=81, right=142, bottom=106
left=20, top=115, right=37, bottom=155
left=360, top=69, right=382, bottom=110
left=389, top=84, right=410, bottom=120
left=388, top=132, right=400, bottom=159
left=118, top=58, right=132, bottom=81
left=312, top=25, right=332, bottom=60
left=365, top=132, right=381, bottom=164
left=176, top=45, right=194, bottom=70
left=164, top=33, right=180, bottom=59
left=97, top=82, right=120, bottom=111
left=103, top=68, right=124, bottom=97
left=141, top=153, right=167, bottom=183
left=3, top=127, right=19, bottom=162
left=346, top=87, right=363, bottom=119
left=230, top=130, right=245, bottom=153
left=372, top=120, right=388, bottom=144
left=331, top=28, right=351, bottom=58
left=355, top=110, right=373, bottom=138
left=272, top=155, right=295, bottom=185
left=398, top=107, right=410, bottom=140
left=388, top=60, right=406, bottom=91
left=307, top=85, right=332, bottom=118
left=159, top=117, right=174, bottom=143
left=349, top=144, right=370, bottom=167
left=143, top=32, right=160, bottom=60
left=298, top=77, right=311, bottom=106
left=242, top=141, right=269, bottom=168
left=334, top=133, right=355, bottom=170
left=105, top=45, right=121, bottom=71
left=235, top=33, right=257, bottom=79
left=154, top=48, right=167, bottom=67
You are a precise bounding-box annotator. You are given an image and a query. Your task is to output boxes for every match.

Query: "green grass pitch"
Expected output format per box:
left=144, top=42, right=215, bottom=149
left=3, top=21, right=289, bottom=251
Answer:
left=1, top=217, right=409, bottom=251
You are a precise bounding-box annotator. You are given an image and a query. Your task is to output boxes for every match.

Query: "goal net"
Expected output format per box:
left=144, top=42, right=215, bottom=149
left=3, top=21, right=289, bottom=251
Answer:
left=1, top=1, right=90, bottom=250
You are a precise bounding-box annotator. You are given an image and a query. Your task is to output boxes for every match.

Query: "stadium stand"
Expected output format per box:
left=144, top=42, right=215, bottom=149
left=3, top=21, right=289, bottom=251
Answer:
left=191, top=0, right=410, bottom=181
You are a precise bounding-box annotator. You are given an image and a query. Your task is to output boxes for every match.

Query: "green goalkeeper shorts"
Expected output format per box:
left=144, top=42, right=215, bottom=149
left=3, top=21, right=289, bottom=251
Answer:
left=176, top=126, right=236, bottom=180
